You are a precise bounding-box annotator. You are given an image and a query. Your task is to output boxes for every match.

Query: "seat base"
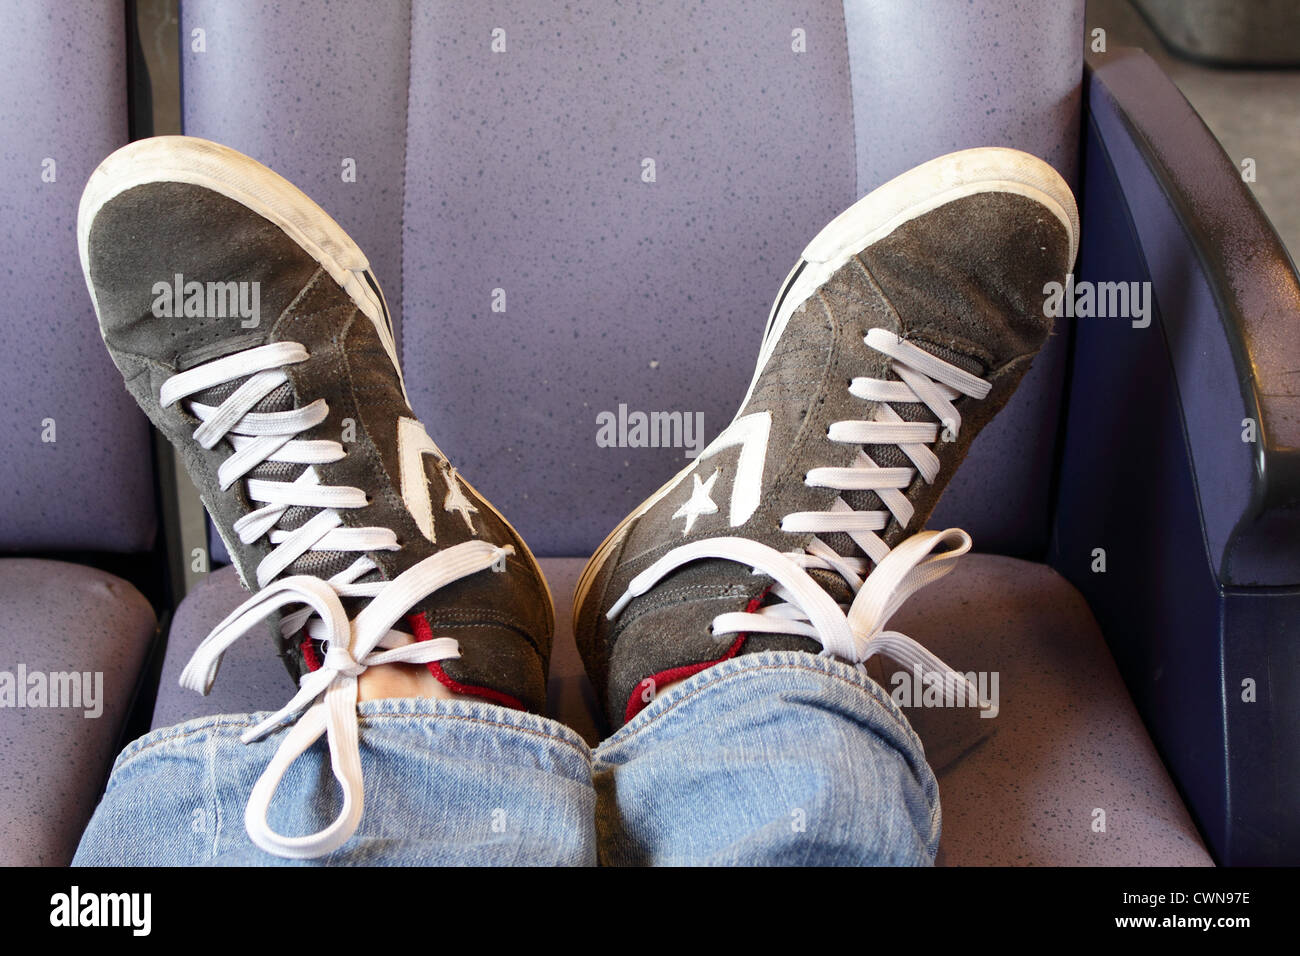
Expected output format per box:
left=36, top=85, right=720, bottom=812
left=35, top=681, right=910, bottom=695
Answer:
left=0, top=559, right=156, bottom=865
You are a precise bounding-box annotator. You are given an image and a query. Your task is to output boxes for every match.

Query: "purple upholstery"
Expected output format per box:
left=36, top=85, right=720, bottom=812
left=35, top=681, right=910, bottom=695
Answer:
left=897, top=555, right=1212, bottom=866
left=0, top=0, right=156, bottom=552
left=1084, top=48, right=1300, bottom=587
left=0, top=559, right=156, bottom=865
left=181, top=0, right=1085, bottom=559
left=0, top=3, right=162, bottom=864
left=155, top=555, right=1210, bottom=864
left=399, top=3, right=857, bottom=557
left=843, top=0, right=1084, bottom=193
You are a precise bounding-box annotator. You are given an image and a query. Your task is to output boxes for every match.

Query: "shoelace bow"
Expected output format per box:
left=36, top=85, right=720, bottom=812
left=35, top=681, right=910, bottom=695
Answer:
left=609, top=328, right=993, bottom=706
left=163, top=341, right=511, bottom=858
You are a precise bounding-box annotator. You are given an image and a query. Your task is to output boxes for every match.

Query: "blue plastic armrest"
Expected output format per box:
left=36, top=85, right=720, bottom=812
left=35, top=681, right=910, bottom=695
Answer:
left=1052, top=47, right=1300, bottom=864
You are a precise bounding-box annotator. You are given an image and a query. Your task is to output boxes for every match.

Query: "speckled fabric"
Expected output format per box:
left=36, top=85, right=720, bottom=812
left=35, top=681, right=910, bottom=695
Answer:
left=843, top=0, right=1084, bottom=193
left=400, top=2, right=858, bottom=556
left=0, top=559, right=156, bottom=865
left=0, top=0, right=155, bottom=550
left=179, top=1, right=860, bottom=558
left=890, top=555, right=1214, bottom=866
left=150, top=564, right=294, bottom=730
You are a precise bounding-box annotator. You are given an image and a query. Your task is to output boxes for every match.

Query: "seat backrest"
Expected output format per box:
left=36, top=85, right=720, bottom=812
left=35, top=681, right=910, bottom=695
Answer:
left=180, top=0, right=1083, bottom=558
left=0, top=0, right=156, bottom=553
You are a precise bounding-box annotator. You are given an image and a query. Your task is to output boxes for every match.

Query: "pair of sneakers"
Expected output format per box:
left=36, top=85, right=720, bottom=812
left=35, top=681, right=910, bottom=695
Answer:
left=79, top=136, right=1078, bottom=858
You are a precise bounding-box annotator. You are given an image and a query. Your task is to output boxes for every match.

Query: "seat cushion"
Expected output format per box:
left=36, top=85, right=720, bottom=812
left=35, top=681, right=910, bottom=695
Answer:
left=156, top=555, right=1211, bottom=865
left=0, top=0, right=156, bottom=552
left=888, top=554, right=1212, bottom=866
left=0, top=559, right=156, bottom=865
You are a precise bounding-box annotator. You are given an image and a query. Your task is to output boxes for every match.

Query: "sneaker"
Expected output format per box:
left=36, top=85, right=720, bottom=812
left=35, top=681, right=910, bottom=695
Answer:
left=78, top=136, right=553, bottom=858
left=574, top=147, right=1079, bottom=727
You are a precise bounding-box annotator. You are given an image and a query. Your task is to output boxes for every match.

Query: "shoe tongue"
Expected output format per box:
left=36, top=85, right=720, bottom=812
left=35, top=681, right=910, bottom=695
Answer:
left=807, top=567, right=854, bottom=605
left=820, top=337, right=985, bottom=562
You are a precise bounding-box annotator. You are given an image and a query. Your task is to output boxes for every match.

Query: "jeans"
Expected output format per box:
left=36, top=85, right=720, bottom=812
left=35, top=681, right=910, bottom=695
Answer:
left=73, top=651, right=940, bottom=866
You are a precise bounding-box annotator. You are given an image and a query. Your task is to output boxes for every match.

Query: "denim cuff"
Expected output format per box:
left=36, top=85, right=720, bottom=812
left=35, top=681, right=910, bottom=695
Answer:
left=111, top=695, right=593, bottom=780
left=601, top=648, right=927, bottom=758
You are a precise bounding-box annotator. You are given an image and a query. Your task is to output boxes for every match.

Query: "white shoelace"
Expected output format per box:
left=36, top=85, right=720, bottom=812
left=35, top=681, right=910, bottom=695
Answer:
left=608, top=328, right=993, bottom=704
left=163, top=342, right=511, bottom=858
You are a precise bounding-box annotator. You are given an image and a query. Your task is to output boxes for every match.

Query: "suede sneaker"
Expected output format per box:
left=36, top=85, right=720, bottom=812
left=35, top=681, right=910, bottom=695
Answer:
left=78, top=136, right=553, bottom=858
left=574, top=147, right=1079, bottom=728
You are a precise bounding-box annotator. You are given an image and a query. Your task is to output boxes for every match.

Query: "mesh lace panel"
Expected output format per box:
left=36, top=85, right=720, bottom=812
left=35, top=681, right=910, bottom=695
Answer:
left=190, top=378, right=380, bottom=586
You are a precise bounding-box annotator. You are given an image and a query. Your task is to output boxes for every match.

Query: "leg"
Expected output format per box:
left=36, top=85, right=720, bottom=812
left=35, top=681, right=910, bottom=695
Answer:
left=593, top=651, right=938, bottom=866
left=78, top=138, right=563, bottom=861
left=74, top=698, right=595, bottom=866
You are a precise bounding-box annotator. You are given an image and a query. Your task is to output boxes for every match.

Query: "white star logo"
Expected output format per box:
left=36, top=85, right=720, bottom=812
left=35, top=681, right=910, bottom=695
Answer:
left=397, top=416, right=479, bottom=541
left=441, top=463, right=479, bottom=534
left=673, top=469, right=720, bottom=534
